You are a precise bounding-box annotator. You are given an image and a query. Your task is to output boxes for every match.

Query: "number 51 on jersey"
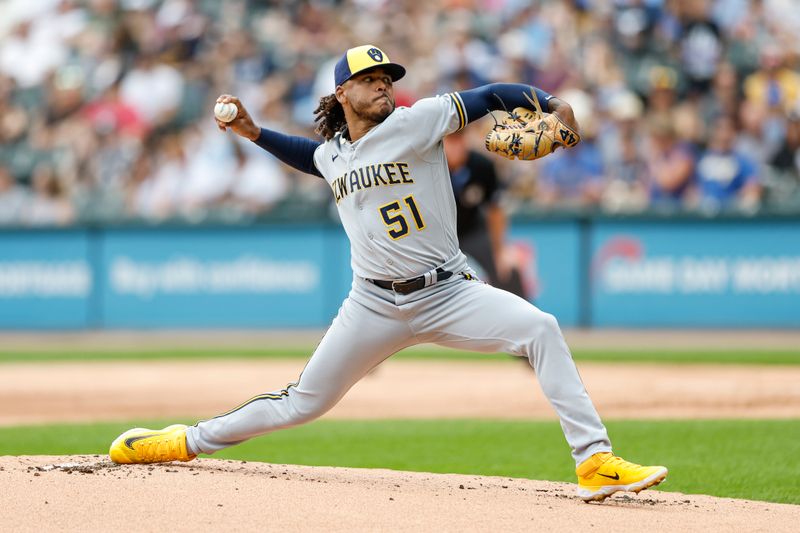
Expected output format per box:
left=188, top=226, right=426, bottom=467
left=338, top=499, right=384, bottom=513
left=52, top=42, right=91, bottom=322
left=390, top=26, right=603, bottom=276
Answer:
left=379, top=195, right=425, bottom=239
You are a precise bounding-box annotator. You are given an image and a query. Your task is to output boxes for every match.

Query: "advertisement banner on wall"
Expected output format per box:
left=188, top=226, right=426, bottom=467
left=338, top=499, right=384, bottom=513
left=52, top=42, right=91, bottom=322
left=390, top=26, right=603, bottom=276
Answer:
left=101, top=227, right=336, bottom=328
left=3, top=220, right=798, bottom=330
left=591, top=221, right=800, bottom=327
left=507, top=222, right=582, bottom=326
left=0, top=230, right=93, bottom=328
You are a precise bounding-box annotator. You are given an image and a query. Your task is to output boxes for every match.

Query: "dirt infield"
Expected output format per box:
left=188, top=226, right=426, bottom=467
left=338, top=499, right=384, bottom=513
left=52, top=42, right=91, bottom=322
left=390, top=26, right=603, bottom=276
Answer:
left=3, top=328, right=799, bottom=424
left=2, top=359, right=799, bottom=426
left=1, top=455, right=797, bottom=533
left=2, top=331, right=798, bottom=531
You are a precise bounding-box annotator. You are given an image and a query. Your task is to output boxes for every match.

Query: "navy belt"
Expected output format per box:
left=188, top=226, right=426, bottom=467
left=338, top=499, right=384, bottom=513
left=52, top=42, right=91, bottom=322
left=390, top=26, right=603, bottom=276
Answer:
left=368, top=268, right=453, bottom=295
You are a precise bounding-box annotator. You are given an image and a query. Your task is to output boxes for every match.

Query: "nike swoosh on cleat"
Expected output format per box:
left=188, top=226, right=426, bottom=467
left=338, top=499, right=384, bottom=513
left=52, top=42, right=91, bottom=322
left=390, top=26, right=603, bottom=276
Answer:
left=597, top=472, right=620, bottom=480
left=125, top=434, right=161, bottom=449
left=332, top=154, right=339, bottom=162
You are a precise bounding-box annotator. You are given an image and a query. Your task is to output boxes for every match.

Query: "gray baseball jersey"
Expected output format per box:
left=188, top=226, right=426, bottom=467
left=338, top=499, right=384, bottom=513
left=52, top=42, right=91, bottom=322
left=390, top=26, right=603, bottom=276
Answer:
left=186, top=93, right=612, bottom=467
left=312, top=93, right=466, bottom=280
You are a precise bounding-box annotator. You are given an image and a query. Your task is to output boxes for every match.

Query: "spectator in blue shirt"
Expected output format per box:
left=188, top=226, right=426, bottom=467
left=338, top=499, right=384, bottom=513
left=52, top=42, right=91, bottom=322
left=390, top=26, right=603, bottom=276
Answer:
left=538, top=89, right=604, bottom=209
left=693, top=115, right=762, bottom=213
left=537, top=141, right=605, bottom=209
left=644, top=114, right=695, bottom=210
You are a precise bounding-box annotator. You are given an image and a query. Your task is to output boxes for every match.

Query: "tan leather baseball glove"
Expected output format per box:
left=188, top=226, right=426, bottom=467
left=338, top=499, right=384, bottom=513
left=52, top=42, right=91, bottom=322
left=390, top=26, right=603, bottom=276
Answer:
left=485, top=91, right=581, bottom=161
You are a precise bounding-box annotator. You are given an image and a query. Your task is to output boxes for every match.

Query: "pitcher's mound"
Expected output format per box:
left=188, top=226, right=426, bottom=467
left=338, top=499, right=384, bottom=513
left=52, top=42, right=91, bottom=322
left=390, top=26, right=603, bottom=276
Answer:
left=1, top=455, right=796, bottom=532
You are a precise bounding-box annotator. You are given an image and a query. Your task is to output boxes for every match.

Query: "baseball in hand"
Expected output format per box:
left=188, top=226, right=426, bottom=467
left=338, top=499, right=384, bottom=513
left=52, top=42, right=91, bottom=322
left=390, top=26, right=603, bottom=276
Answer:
left=214, top=102, right=238, bottom=123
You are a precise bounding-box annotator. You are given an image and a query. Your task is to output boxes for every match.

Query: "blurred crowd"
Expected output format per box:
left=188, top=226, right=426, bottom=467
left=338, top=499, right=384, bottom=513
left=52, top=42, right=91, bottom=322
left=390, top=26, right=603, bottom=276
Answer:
left=0, top=0, right=799, bottom=227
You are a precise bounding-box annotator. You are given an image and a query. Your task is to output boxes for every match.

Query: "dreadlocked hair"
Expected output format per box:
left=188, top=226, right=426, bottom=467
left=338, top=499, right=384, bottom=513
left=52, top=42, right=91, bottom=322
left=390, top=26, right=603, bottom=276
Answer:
left=314, top=94, right=346, bottom=141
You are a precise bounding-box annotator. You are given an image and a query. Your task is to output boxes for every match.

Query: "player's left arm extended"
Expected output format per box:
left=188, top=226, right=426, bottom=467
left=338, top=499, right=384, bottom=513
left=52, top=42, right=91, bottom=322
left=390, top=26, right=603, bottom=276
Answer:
left=457, top=83, right=577, bottom=131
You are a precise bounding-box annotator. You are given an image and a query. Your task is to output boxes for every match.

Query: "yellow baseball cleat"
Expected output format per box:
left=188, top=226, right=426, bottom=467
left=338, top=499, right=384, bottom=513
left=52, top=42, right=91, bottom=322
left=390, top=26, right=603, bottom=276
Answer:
left=109, top=424, right=196, bottom=464
left=576, top=452, right=667, bottom=502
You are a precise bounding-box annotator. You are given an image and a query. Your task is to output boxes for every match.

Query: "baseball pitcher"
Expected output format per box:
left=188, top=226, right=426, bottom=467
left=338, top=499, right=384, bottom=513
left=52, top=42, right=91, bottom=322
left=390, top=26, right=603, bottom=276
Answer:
left=109, top=45, right=667, bottom=503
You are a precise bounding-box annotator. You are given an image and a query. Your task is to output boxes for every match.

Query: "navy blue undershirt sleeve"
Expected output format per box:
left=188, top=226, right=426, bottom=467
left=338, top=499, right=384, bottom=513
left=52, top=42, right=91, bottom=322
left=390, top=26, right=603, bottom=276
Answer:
left=252, top=128, right=323, bottom=178
left=457, top=83, right=554, bottom=125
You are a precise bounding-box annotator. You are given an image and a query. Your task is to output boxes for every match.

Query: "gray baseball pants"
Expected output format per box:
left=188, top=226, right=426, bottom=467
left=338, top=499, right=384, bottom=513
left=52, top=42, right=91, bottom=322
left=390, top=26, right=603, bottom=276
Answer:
left=185, top=272, right=611, bottom=465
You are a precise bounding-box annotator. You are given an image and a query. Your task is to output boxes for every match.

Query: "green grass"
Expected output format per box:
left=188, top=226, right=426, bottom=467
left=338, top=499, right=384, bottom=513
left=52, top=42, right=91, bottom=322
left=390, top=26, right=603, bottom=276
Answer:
left=1, top=346, right=799, bottom=365
left=1, top=418, right=798, bottom=504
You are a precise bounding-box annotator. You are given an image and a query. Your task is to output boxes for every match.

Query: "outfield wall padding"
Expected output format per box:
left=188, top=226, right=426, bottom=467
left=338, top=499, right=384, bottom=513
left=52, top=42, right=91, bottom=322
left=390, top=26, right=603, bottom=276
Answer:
left=1, top=219, right=798, bottom=329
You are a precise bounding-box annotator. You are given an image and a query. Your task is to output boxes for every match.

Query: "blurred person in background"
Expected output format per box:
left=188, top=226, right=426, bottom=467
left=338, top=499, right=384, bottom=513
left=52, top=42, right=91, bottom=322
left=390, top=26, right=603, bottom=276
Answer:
left=737, top=100, right=778, bottom=166
left=579, top=37, right=625, bottom=99
left=675, top=0, right=724, bottom=95
left=722, top=9, right=762, bottom=76
left=0, top=164, right=28, bottom=225
left=691, top=115, right=762, bottom=214
left=23, top=163, right=75, bottom=226
left=223, top=140, right=290, bottom=218
left=44, top=63, right=86, bottom=123
left=120, top=52, right=185, bottom=128
left=536, top=89, right=604, bottom=210
left=603, top=129, right=649, bottom=213
left=609, top=0, right=692, bottom=101
left=645, top=65, right=705, bottom=146
left=600, top=91, right=649, bottom=213
left=742, top=45, right=800, bottom=161
left=12, top=118, right=56, bottom=188
left=227, top=32, right=277, bottom=109
left=770, top=104, right=800, bottom=202
left=643, top=113, right=695, bottom=210
left=435, top=12, right=496, bottom=89
left=536, top=141, right=605, bottom=210
left=699, top=62, right=741, bottom=127
left=179, top=123, right=238, bottom=220
left=0, top=74, right=30, bottom=166
left=289, top=57, right=323, bottom=127
left=0, top=16, right=69, bottom=90
left=129, top=130, right=185, bottom=221
left=83, top=79, right=147, bottom=139
left=744, top=45, right=800, bottom=115
left=73, top=79, right=145, bottom=221
left=644, top=65, right=680, bottom=116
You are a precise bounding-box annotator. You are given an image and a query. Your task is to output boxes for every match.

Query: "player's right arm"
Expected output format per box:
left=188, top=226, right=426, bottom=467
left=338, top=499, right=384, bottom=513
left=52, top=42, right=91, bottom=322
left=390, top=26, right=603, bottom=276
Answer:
left=215, top=94, right=323, bottom=179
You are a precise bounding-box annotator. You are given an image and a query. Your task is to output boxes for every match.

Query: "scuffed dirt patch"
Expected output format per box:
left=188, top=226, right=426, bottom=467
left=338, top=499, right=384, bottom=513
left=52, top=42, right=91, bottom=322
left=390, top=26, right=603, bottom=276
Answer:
left=1, top=455, right=797, bottom=533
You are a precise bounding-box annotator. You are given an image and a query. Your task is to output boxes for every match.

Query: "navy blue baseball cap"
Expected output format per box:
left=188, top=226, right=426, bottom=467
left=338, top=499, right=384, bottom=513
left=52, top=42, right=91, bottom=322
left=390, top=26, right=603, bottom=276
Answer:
left=334, top=45, right=406, bottom=87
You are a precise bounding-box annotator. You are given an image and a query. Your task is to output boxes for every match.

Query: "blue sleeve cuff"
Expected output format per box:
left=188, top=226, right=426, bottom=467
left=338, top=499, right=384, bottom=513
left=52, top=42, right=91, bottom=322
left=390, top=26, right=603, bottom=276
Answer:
left=457, top=83, right=554, bottom=125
